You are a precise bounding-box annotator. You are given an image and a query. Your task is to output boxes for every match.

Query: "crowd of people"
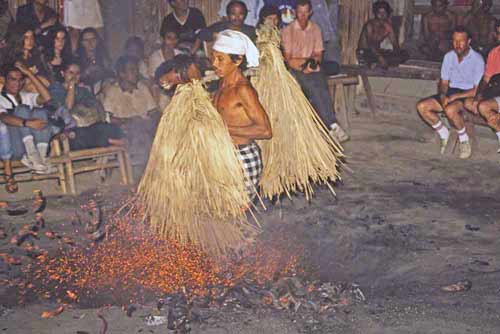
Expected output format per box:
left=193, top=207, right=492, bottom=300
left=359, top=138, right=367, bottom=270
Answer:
left=0, top=0, right=347, bottom=195
left=2, top=0, right=500, bottom=197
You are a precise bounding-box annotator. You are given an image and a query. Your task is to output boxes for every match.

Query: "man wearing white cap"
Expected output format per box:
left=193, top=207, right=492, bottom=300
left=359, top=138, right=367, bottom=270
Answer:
left=212, top=30, right=272, bottom=198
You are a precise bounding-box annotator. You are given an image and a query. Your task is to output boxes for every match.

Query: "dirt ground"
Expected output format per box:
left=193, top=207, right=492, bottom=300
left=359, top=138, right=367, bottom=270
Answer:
left=1, top=109, right=500, bottom=334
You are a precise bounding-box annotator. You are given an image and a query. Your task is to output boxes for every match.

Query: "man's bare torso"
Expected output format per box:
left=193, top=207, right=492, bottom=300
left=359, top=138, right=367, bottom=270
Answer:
left=364, top=19, right=392, bottom=49
left=424, top=11, right=455, bottom=48
left=466, top=13, right=496, bottom=46
left=213, top=77, right=254, bottom=146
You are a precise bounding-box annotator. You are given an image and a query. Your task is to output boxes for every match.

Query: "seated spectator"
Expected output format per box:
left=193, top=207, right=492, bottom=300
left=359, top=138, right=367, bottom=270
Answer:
left=148, top=29, right=182, bottom=79
left=76, top=27, right=113, bottom=93
left=43, top=27, right=72, bottom=82
left=264, top=0, right=296, bottom=25
left=218, top=0, right=264, bottom=27
left=63, top=0, right=103, bottom=53
left=192, top=1, right=256, bottom=55
left=5, top=25, right=49, bottom=90
left=464, top=21, right=500, bottom=154
left=160, top=0, right=206, bottom=47
left=15, top=0, right=58, bottom=39
left=124, top=36, right=148, bottom=79
left=0, top=63, right=54, bottom=192
left=48, top=61, right=105, bottom=128
left=47, top=61, right=124, bottom=151
left=281, top=0, right=348, bottom=142
left=419, top=0, right=457, bottom=62
left=357, top=0, right=409, bottom=69
left=463, top=0, right=496, bottom=59
left=100, top=56, right=159, bottom=157
left=416, top=27, right=484, bottom=159
left=258, top=5, right=281, bottom=28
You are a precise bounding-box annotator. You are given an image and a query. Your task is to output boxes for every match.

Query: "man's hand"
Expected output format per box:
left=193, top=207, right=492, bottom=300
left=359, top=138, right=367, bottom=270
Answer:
left=14, top=62, right=33, bottom=76
left=471, top=96, right=482, bottom=115
left=26, top=119, right=47, bottom=130
left=440, top=94, right=449, bottom=108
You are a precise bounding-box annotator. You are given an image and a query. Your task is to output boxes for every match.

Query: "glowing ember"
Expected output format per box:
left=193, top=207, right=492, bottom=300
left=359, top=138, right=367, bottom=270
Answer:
left=21, top=210, right=303, bottom=307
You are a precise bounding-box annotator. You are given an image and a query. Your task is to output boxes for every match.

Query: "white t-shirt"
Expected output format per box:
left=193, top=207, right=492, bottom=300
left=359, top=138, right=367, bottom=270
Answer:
left=0, top=92, right=40, bottom=114
left=64, top=0, right=104, bottom=29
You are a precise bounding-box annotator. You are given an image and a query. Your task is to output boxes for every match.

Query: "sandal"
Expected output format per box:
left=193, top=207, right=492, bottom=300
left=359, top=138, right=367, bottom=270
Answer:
left=5, top=175, right=18, bottom=193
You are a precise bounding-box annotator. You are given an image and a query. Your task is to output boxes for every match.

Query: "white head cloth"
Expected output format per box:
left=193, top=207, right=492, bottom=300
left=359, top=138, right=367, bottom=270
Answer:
left=212, top=30, right=260, bottom=68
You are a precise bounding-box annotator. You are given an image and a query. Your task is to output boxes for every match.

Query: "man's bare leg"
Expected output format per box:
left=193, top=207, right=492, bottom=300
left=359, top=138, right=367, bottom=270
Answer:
left=478, top=99, right=500, bottom=152
left=445, top=100, right=471, bottom=158
left=3, top=159, right=18, bottom=193
left=417, top=97, right=450, bottom=154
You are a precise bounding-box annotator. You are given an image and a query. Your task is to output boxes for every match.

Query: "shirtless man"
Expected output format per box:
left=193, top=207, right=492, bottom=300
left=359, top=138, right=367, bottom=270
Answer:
left=357, top=0, right=408, bottom=69
left=211, top=30, right=272, bottom=197
left=463, top=0, right=496, bottom=58
left=420, top=0, right=457, bottom=62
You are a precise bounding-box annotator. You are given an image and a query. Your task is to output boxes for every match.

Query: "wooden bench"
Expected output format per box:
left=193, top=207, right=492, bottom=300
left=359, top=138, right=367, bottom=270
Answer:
left=58, top=135, right=134, bottom=195
left=327, top=74, right=360, bottom=130
left=0, top=137, right=67, bottom=193
left=341, top=61, right=441, bottom=116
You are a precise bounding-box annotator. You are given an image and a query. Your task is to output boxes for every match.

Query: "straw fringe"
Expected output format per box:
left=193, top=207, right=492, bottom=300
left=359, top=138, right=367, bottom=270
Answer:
left=252, top=26, right=344, bottom=200
left=138, top=81, right=257, bottom=253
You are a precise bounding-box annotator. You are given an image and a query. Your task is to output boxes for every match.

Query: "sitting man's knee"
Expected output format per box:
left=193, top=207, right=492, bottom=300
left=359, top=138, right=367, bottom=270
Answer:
left=478, top=100, right=491, bottom=116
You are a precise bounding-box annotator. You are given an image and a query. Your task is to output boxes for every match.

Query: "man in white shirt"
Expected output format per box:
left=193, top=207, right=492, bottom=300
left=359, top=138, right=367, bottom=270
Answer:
left=417, top=26, right=484, bottom=159
left=0, top=63, right=53, bottom=191
left=218, top=0, right=264, bottom=27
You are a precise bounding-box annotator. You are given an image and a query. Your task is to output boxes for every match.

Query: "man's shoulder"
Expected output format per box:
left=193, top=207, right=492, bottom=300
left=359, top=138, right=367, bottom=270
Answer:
left=189, top=7, right=204, bottom=17
left=443, top=50, right=456, bottom=62
left=489, top=45, right=500, bottom=57
left=469, top=49, right=485, bottom=63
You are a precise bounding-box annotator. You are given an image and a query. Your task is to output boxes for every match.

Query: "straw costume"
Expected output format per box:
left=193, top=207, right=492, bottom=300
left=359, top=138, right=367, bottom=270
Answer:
left=138, top=59, right=256, bottom=253
left=251, top=25, right=344, bottom=200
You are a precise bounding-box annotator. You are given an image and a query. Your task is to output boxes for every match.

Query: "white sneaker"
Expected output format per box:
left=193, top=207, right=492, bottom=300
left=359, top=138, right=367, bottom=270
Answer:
left=21, top=154, right=48, bottom=173
left=329, top=124, right=350, bottom=143
left=459, top=141, right=472, bottom=159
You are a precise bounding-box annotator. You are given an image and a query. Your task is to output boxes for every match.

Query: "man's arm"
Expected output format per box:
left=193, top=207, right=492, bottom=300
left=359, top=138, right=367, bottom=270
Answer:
left=449, top=86, right=478, bottom=102
left=387, top=23, right=400, bottom=51
left=225, top=85, right=272, bottom=140
left=15, top=62, right=51, bottom=105
left=0, top=113, right=46, bottom=130
left=438, top=79, right=450, bottom=106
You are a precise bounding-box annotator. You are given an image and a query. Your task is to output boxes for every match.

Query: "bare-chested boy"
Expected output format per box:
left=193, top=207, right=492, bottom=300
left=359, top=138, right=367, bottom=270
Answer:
left=211, top=30, right=272, bottom=197
left=357, top=0, right=409, bottom=69
left=463, top=0, right=496, bottom=58
left=420, top=0, right=457, bottom=61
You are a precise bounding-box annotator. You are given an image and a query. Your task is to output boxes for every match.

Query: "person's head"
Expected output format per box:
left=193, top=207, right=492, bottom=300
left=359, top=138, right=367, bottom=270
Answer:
left=161, top=29, right=179, bottom=49
left=23, top=29, right=35, bottom=51
left=124, top=36, right=145, bottom=59
left=452, top=26, right=471, bottom=57
left=258, top=5, right=281, bottom=28
left=295, top=0, right=312, bottom=27
left=477, top=0, right=493, bottom=13
left=212, top=50, right=243, bottom=77
left=212, top=30, right=258, bottom=76
left=372, top=1, right=392, bottom=20
left=168, top=0, right=188, bottom=12
left=156, top=54, right=201, bottom=91
left=115, top=55, right=140, bottom=85
left=61, top=61, right=81, bottom=84
left=1, top=65, right=24, bottom=95
left=227, top=1, right=248, bottom=28
left=79, top=28, right=98, bottom=55
left=431, top=0, right=448, bottom=14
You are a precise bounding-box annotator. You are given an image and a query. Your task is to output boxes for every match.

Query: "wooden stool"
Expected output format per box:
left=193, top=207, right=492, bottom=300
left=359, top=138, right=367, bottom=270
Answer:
left=59, top=135, right=133, bottom=195
left=327, top=74, right=360, bottom=130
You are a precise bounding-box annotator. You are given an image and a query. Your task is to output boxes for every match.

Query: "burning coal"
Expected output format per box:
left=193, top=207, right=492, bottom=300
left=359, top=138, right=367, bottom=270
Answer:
left=20, top=201, right=303, bottom=308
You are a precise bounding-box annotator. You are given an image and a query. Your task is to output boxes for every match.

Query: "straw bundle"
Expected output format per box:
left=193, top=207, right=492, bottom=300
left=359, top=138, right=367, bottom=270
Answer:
left=251, top=25, right=344, bottom=200
left=138, top=80, right=256, bottom=253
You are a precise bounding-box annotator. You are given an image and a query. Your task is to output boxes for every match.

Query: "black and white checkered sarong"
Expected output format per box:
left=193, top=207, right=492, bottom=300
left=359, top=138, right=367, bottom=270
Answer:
left=237, top=141, right=263, bottom=198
